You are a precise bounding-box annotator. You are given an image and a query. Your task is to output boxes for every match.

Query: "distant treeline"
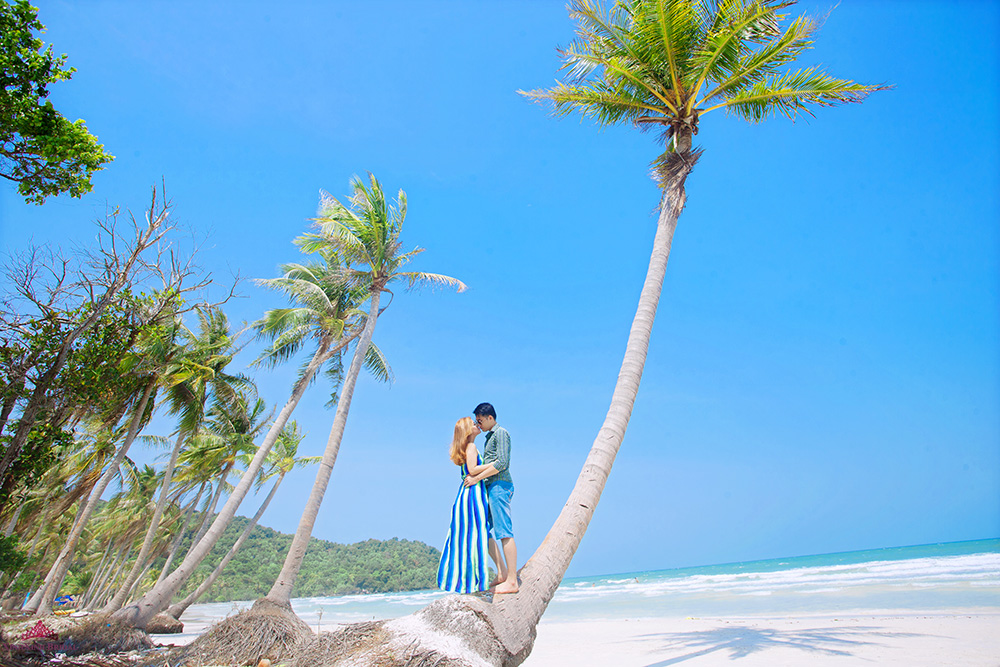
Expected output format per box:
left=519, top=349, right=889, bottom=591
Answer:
left=162, top=517, right=441, bottom=602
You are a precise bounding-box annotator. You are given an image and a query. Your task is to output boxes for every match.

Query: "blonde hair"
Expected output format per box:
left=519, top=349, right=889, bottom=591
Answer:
left=449, top=417, right=477, bottom=465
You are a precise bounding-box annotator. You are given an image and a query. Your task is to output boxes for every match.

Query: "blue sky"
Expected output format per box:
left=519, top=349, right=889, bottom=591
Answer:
left=2, top=0, right=997, bottom=579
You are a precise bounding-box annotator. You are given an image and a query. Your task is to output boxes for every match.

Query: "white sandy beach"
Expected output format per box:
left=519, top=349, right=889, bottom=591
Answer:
left=521, top=610, right=1000, bottom=667
left=154, top=608, right=1000, bottom=666
left=151, top=544, right=1000, bottom=664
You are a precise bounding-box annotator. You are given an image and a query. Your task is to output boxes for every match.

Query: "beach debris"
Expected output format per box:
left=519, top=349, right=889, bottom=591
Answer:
left=60, top=615, right=153, bottom=655
left=162, top=598, right=312, bottom=666
left=145, top=613, right=183, bottom=634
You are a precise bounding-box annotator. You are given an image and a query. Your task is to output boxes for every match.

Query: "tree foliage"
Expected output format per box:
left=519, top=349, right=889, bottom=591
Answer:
left=158, top=518, right=439, bottom=603
left=0, top=0, right=113, bottom=204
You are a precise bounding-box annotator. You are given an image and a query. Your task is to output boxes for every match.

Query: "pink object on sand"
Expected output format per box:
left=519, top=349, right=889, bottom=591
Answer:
left=20, top=620, right=58, bottom=641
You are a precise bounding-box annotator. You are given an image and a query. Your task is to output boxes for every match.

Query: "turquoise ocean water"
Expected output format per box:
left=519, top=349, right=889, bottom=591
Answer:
left=168, top=539, right=999, bottom=640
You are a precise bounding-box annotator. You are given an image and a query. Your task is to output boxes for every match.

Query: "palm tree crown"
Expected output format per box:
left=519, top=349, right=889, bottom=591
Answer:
left=253, top=254, right=364, bottom=375
left=301, top=174, right=466, bottom=299
left=523, top=0, right=889, bottom=157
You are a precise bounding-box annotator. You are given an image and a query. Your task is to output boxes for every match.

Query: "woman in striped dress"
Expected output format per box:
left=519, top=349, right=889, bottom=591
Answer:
left=437, top=416, right=491, bottom=593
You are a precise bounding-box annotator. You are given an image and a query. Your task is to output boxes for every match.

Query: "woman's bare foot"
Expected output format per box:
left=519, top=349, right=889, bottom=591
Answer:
left=494, top=580, right=519, bottom=594
left=490, top=578, right=505, bottom=588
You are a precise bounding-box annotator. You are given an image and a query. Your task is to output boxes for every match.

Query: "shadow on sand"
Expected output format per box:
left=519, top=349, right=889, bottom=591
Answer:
left=632, top=622, right=932, bottom=666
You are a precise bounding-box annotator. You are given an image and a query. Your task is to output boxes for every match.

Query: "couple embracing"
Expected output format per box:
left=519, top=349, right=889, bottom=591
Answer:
left=437, top=402, right=518, bottom=595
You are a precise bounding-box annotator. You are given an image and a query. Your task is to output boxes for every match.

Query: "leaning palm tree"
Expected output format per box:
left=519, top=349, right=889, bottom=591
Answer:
left=495, top=0, right=888, bottom=642
left=25, top=352, right=160, bottom=614
left=165, top=422, right=318, bottom=620
left=104, top=306, right=246, bottom=613
left=112, top=249, right=372, bottom=629
left=281, top=2, right=887, bottom=665
left=164, top=176, right=464, bottom=664
left=264, top=173, right=465, bottom=609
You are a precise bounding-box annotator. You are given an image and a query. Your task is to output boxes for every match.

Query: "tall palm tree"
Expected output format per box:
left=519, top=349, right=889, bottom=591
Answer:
left=112, top=239, right=373, bottom=629
left=165, top=422, right=318, bottom=620
left=497, top=0, right=886, bottom=640
left=26, top=372, right=157, bottom=614
left=297, top=2, right=887, bottom=664
left=104, top=307, right=246, bottom=612
left=26, top=313, right=175, bottom=615
left=150, top=481, right=207, bottom=588
left=81, top=462, right=161, bottom=604
left=264, top=173, right=465, bottom=608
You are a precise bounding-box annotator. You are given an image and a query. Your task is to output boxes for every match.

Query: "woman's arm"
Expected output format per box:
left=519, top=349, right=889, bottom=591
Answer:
left=464, top=442, right=499, bottom=486
left=465, top=442, right=493, bottom=476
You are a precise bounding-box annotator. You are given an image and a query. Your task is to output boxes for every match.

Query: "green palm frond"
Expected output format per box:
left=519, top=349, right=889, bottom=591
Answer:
left=364, top=342, right=394, bottom=385
left=251, top=329, right=312, bottom=370
left=396, top=271, right=468, bottom=292
left=322, top=353, right=345, bottom=408
left=646, top=0, right=703, bottom=92
left=686, top=1, right=779, bottom=104
left=311, top=173, right=464, bottom=297
left=293, top=455, right=322, bottom=470
left=700, top=12, right=814, bottom=104
left=138, top=434, right=171, bottom=449
left=718, top=67, right=886, bottom=121
left=524, top=0, right=889, bottom=156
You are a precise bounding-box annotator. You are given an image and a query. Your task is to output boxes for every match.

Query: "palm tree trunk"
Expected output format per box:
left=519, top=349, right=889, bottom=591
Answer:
left=103, top=430, right=185, bottom=612
left=28, top=378, right=156, bottom=615
left=154, top=484, right=205, bottom=587
left=126, top=558, right=156, bottom=601
left=113, top=341, right=333, bottom=629
left=79, top=541, right=115, bottom=608
left=94, top=545, right=133, bottom=610
left=25, top=505, right=50, bottom=560
left=7, top=506, right=51, bottom=603
left=319, top=150, right=699, bottom=666
left=4, top=503, right=23, bottom=537
left=266, top=292, right=381, bottom=607
left=167, top=472, right=284, bottom=619
left=86, top=543, right=129, bottom=611
left=486, top=147, right=698, bottom=659
left=184, top=475, right=226, bottom=559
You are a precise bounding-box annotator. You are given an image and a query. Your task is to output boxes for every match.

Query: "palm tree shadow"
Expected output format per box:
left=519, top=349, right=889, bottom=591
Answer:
left=635, top=623, right=933, bottom=666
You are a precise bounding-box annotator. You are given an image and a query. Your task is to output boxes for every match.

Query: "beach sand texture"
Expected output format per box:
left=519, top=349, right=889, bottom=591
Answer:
left=522, top=612, right=1000, bottom=666
left=152, top=541, right=999, bottom=664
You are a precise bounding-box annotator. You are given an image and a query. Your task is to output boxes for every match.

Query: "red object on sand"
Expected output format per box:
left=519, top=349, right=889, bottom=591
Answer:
left=20, top=620, right=58, bottom=641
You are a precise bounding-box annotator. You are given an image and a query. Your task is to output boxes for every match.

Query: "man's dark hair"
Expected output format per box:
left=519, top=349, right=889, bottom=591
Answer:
left=473, top=402, right=496, bottom=419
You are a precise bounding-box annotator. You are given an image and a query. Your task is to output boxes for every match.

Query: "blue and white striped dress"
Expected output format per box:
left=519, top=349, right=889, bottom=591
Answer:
left=437, top=454, right=490, bottom=593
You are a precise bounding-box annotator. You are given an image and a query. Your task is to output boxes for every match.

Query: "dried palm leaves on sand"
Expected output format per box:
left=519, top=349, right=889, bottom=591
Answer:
left=156, top=599, right=312, bottom=667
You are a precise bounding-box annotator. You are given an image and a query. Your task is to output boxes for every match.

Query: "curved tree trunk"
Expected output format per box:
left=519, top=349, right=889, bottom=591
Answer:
left=154, top=483, right=206, bottom=587
left=4, top=503, right=23, bottom=537
left=266, top=291, right=381, bottom=607
left=489, top=150, right=697, bottom=651
left=8, top=507, right=52, bottom=605
left=303, top=150, right=698, bottom=666
left=103, top=429, right=185, bottom=612
left=183, top=474, right=227, bottom=560
left=167, top=471, right=284, bottom=619
left=93, top=545, right=134, bottom=610
left=113, top=341, right=333, bottom=628
left=27, top=378, right=156, bottom=615
left=79, top=541, right=115, bottom=609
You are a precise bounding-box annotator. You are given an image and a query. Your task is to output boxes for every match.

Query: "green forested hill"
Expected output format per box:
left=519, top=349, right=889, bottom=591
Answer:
left=165, top=517, right=441, bottom=603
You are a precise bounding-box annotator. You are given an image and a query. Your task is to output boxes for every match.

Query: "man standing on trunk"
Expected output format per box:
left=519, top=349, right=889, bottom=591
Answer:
left=465, top=402, right=518, bottom=594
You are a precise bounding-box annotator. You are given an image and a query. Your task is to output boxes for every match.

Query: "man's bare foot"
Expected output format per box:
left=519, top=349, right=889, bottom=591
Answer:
left=494, top=581, right=519, bottom=594
left=490, top=578, right=505, bottom=588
